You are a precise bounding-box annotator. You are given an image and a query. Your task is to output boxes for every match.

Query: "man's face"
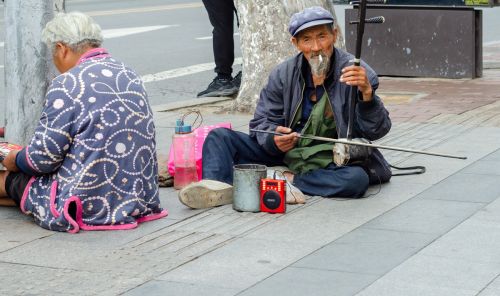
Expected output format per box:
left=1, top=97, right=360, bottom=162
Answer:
left=292, top=25, right=336, bottom=76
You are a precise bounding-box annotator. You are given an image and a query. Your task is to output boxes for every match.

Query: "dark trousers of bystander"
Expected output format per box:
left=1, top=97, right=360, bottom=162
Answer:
left=202, top=0, right=235, bottom=78
left=202, top=128, right=370, bottom=198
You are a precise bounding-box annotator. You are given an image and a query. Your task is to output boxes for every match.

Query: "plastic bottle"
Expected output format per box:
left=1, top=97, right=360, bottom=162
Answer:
left=173, top=119, right=198, bottom=189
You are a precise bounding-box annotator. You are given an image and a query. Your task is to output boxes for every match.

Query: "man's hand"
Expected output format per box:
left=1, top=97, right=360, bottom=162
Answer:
left=340, top=65, right=373, bottom=101
left=274, top=126, right=299, bottom=153
left=2, top=150, right=20, bottom=172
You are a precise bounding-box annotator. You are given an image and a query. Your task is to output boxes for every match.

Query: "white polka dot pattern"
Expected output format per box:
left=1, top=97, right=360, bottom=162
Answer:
left=22, top=55, right=163, bottom=232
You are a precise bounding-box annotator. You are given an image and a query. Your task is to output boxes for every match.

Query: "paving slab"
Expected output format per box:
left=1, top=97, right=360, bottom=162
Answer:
left=0, top=261, right=141, bottom=296
left=239, top=267, right=379, bottom=296
left=0, top=218, right=53, bottom=252
left=460, top=158, right=500, bottom=176
left=158, top=237, right=318, bottom=290
left=124, top=280, right=239, bottom=296
left=354, top=167, right=500, bottom=296
left=384, top=126, right=500, bottom=185
left=416, top=196, right=500, bottom=265
left=419, top=217, right=500, bottom=265
left=388, top=159, right=468, bottom=186
left=293, top=228, right=435, bottom=276
left=357, top=281, right=477, bottom=296
left=482, top=148, right=500, bottom=161
left=25, top=188, right=206, bottom=249
left=0, top=206, right=26, bottom=220
left=363, top=198, right=485, bottom=235
left=357, top=255, right=500, bottom=296
left=476, top=196, right=500, bottom=224
left=417, top=172, right=500, bottom=203
left=477, top=275, right=500, bottom=296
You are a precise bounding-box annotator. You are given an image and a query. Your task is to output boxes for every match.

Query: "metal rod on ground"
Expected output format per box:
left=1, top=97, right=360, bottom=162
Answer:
left=250, top=129, right=467, bottom=160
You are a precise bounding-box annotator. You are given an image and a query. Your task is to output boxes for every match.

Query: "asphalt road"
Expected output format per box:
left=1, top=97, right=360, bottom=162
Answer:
left=0, top=1, right=499, bottom=124
left=64, top=0, right=242, bottom=107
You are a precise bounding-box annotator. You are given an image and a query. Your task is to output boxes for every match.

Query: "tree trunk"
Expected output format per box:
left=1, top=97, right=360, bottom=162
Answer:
left=233, top=0, right=345, bottom=113
left=4, top=0, right=65, bottom=145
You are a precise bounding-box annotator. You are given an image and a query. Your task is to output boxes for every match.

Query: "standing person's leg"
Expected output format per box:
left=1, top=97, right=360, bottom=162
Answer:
left=205, top=0, right=234, bottom=78
left=198, top=0, right=238, bottom=97
left=292, top=164, right=370, bottom=198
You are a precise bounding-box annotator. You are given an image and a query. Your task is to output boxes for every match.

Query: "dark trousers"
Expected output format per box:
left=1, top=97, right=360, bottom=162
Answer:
left=202, top=128, right=370, bottom=198
left=202, top=0, right=235, bottom=77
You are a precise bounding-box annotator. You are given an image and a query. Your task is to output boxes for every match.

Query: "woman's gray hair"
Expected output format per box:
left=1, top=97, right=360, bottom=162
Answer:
left=42, top=12, right=103, bottom=53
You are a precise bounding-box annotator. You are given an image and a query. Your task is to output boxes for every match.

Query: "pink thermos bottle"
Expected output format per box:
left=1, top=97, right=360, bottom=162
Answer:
left=173, top=119, right=198, bottom=189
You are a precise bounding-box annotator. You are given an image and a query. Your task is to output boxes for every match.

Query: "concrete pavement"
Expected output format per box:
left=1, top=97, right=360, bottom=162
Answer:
left=1, top=43, right=500, bottom=295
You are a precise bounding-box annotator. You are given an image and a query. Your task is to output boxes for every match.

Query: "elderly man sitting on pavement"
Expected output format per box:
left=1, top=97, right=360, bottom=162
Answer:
left=0, top=12, right=167, bottom=232
left=179, top=6, right=392, bottom=209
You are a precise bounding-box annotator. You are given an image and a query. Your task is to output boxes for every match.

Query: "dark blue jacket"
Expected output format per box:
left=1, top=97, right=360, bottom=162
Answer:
left=249, top=48, right=392, bottom=184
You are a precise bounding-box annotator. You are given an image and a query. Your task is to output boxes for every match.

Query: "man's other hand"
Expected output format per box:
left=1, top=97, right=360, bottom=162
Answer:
left=340, top=65, right=373, bottom=101
left=2, top=150, right=20, bottom=172
left=274, top=126, right=299, bottom=153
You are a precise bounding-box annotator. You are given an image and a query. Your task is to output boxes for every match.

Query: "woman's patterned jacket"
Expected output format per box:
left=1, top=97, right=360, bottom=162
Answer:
left=16, top=48, right=167, bottom=233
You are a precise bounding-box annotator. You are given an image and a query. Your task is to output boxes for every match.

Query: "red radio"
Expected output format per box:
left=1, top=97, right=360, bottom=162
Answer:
left=260, top=178, right=286, bottom=214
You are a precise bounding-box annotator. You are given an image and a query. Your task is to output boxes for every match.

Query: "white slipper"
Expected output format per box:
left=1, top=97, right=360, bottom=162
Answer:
left=178, top=180, right=233, bottom=209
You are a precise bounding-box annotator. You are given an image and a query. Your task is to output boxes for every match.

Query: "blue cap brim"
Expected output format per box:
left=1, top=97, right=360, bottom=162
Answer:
left=293, top=19, right=334, bottom=36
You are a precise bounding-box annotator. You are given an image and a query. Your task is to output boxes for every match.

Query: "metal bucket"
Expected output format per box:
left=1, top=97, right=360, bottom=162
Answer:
left=233, top=164, right=267, bottom=212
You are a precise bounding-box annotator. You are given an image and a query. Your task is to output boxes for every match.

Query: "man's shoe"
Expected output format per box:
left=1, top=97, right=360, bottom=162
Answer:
left=179, top=180, right=233, bottom=209
left=197, top=77, right=238, bottom=97
left=232, top=71, right=242, bottom=90
left=285, top=182, right=306, bottom=204
left=267, top=167, right=306, bottom=204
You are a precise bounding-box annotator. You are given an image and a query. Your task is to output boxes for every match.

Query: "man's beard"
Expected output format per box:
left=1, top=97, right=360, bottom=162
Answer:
left=309, top=52, right=330, bottom=76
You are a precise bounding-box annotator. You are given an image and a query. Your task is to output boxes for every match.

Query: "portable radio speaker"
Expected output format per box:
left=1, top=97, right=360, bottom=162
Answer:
left=260, top=178, right=286, bottom=213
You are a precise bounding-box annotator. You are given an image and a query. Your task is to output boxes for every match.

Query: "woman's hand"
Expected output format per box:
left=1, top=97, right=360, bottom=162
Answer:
left=2, top=150, right=20, bottom=172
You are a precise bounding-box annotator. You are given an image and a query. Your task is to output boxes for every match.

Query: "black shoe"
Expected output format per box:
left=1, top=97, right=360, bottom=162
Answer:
left=232, top=71, right=242, bottom=90
left=197, top=76, right=238, bottom=97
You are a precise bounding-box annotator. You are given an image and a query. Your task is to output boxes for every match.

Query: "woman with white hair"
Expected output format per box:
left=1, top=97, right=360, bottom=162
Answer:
left=0, top=12, right=167, bottom=232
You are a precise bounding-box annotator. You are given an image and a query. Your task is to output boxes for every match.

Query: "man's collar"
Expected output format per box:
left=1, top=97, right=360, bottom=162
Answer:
left=77, top=48, right=110, bottom=65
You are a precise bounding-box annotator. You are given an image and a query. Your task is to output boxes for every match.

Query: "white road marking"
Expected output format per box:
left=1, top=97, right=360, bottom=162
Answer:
left=196, top=33, right=240, bottom=40
left=142, top=57, right=242, bottom=83
left=484, top=40, right=500, bottom=46
left=87, top=2, right=203, bottom=17
left=0, top=26, right=176, bottom=48
left=102, top=25, right=178, bottom=39
left=196, top=36, right=213, bottom=41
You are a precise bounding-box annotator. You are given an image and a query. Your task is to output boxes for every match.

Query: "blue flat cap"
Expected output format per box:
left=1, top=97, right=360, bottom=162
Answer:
left=288, top=6, right=335, bottom=37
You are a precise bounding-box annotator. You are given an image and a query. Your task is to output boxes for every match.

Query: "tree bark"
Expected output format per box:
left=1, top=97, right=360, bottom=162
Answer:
left=4, top=0, right=65, bottom=144
left=233, top=0, right=345, bottom=113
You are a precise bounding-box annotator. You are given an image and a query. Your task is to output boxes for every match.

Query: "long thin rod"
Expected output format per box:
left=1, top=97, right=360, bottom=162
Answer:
left=346, top=0, right=368, bottom=140
left=250, top=129, right=467, bottom=160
